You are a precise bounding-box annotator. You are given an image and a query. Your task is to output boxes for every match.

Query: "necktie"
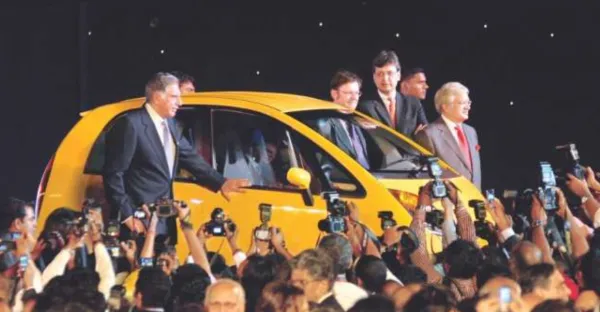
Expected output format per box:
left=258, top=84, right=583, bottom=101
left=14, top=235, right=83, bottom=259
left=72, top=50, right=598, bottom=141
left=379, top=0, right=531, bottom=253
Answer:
left=386, top=95, right=396, bottom=126
left=348, top=124, right=369, bottom=169
left=162, top=120, right=175, bottom=177
left=455, top=125, right=472, bottom=171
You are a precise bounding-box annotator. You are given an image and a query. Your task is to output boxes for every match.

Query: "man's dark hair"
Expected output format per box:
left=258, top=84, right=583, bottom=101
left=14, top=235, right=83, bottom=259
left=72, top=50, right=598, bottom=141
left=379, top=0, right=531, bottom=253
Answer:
left=290, top=248, right=336, bottom=285
left=171, top=71, right=195, bottom=85
left=241, top=255, right=277, bottom=312
left=579, top=249, right=600, bottom=296
left=518, top=263, right=556, bottom=294
left=354, top=255, right=388, bottom=293
left=444, top=239, right=483, bottom=279
left=329, top=70, right=362, bottom=90
left=476, top=263, right=512, bottom=289
left=318, top=233, right=353, bottom=275
left=170, top=264, right=211, bottom=309
left=135, top=267, right=172, bottom=309
left=372, top=50, right=400, bottom=72
left=0, top=197, right=30, bottom=232
left=348, top=295, right=394, bottom=312
left=531, top=299, right=576, bottom=312
left=400, top=67, right=425, bottom=82
left=403, top=284, right=457, bottom=312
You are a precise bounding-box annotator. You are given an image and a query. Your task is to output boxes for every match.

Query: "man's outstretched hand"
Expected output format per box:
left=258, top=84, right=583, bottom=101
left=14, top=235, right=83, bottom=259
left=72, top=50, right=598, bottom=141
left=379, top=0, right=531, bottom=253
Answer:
left=221, top=179, right=251, bottom=201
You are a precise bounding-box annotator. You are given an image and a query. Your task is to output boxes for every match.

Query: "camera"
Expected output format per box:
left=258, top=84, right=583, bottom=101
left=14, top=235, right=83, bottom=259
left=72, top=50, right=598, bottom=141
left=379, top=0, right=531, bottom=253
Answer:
left=66, top=214, right=89, bottom=237
left=105, top=220, right=122, bottom=258
left=378, top=211, right=397, bottom=230
left=425, top=157, right=447, bottom=198
left=468, top=200, right=494, bottom=242
left=254, top=204, right=272, bottom=241
left=539, top=162, right=558, bottom=212
left=425, top=209, right=445, bottom=229
left=134, top=199, right=184, bottom=219
left=317, top=192, right=348, bottom=234
left=555, top=143, right=586, bottom=180
left=486, top=189, right=495, bottom=204
left=204, top=208, right=236, bottom=237
left=140, top=257, right=153, bottom=268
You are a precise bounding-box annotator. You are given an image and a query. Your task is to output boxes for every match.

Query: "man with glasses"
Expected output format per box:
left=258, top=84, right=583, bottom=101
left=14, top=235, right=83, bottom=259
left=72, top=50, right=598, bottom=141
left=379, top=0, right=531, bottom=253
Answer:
left=414, top=82, right=482, bottom=190
left=323, top=70, right=370, bottom=169
left=358, top=50, right=428, bottom=138
left=290, top=249, right=343, bottom=311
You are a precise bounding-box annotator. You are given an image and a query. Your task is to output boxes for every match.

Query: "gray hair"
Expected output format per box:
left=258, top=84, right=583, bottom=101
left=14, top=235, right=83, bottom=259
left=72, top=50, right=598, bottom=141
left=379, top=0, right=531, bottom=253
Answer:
left=204, top=278, right=246, bottom=307
left=290, top=248, right=335, bottom=283
left=433, top=82, right=469, bottom=114
left=145, top=72, right=179, bottom=102
left=317, top=234, right=353, bottom=275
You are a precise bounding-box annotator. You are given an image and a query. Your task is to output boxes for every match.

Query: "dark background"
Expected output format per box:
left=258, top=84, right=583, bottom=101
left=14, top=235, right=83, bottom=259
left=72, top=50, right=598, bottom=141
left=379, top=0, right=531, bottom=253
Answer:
left=2, top=0, right=600, bottom=202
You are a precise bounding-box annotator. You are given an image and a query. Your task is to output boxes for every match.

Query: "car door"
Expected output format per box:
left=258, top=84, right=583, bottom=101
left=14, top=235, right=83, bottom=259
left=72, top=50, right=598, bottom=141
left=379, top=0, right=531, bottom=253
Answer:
left=172, top=107, right=330, bottom=258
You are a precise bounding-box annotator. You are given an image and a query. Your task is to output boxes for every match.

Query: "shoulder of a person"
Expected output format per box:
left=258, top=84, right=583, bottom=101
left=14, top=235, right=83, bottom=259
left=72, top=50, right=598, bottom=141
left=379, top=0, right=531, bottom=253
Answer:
left=399, top=93, right=422, bottom=106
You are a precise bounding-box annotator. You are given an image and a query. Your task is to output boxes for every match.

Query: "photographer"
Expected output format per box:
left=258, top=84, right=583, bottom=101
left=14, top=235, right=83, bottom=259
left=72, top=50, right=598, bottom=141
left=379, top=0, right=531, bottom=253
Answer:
left=565, top=166, right=600, bottom=228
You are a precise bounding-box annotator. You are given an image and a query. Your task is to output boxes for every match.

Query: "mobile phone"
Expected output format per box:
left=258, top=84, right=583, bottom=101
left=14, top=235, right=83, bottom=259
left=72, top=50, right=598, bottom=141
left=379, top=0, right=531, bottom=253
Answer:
left=140, top=257, right=153, bottom=268
left=485, top=189, right=495, bottom=203
left=498, top=286, right=512, bottom=311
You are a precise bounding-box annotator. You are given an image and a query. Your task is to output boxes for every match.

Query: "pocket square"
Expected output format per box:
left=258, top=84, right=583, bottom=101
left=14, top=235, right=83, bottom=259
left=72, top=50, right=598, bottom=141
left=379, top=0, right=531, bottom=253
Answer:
left=475, top=144, right=481, bottom=152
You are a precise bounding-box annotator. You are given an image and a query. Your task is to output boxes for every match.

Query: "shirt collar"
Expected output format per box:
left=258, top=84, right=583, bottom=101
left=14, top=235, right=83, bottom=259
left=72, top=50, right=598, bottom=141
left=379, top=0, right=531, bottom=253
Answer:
left=316, top=291, right=334, bottom=304
left=441, top=114, right=461, bottom=131
left=378, top=90, right=397, bottom=105
left=145, top=103, right=167, bottom=126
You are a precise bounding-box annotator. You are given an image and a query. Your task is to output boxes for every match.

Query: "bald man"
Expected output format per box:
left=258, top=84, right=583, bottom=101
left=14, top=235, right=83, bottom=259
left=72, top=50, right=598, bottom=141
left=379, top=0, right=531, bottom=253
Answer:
left=204, top=279, right=246, bottom=312
left=476, top=277, right=527, bottom=312
left=510, top=241, right=543, bottom=278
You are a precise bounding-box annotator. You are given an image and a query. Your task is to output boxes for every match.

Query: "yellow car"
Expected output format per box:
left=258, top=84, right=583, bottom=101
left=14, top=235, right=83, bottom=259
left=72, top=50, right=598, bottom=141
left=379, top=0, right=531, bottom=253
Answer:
left=35, top=92, right=485, bottom=263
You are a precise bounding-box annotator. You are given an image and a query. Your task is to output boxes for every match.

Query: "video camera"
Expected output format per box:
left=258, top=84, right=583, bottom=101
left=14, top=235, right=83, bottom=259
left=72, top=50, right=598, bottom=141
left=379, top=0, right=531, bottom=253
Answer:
left=204, top=208, right=236, bottom=237
left=134, top=199, right=185, bottom=219
left=378, top=211, right=397, bottom=231
left=254, top=204, right=272, bottom=241
left=317, top=192, right=348, bottom=234
left=425, top=209, right=445, bottom=229
left=425, top=157, right=447, bottom=199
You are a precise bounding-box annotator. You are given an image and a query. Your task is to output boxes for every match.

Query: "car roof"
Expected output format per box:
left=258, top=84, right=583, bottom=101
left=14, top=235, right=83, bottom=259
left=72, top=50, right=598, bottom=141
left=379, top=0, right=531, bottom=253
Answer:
left=80, top=91, right=340, bottom=116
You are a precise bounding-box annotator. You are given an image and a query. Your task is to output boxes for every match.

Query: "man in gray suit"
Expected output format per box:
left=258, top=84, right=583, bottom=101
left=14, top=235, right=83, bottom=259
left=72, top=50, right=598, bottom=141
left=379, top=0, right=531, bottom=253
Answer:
left=415, top=82, right=482, bottom=190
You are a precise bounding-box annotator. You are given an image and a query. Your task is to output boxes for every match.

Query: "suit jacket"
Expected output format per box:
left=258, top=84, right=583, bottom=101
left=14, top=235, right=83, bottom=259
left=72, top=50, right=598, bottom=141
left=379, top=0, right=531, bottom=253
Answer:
left=414, top=118, right=481, bottom=190
left=357, top=91, right=428, bottom=138
left=315, top=294, right=344, bottom=312
left=103, top=106, right=226, bottom=239
left=321, top=119, right=368, bottom=161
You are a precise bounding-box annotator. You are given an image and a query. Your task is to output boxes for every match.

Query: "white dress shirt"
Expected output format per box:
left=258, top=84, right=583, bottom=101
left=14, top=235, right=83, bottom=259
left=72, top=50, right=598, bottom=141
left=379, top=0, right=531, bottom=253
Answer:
left=145, top=104, right=176, bottom=172
left=441, top=115, right=463, bottom=146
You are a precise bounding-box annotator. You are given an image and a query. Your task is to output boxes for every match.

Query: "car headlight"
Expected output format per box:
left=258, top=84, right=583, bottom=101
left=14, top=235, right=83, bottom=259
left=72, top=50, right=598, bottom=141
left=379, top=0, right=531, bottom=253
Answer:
left=389, top=189, right=419, bottom=212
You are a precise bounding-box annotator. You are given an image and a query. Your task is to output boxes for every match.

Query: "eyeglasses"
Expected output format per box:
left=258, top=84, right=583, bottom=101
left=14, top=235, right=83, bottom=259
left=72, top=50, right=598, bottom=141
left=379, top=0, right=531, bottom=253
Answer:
left=339, top=90, right=362, bottom=97
left=375, top=70, right=399, bottom=78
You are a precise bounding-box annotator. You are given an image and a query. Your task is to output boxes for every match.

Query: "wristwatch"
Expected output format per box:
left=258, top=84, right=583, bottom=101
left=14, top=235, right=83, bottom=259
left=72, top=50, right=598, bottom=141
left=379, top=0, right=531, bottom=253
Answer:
left=531, top=219, right=546, bottom=228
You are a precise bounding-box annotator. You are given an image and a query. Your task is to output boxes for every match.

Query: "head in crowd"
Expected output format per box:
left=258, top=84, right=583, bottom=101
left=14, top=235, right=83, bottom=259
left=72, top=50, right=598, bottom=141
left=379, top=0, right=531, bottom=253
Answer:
left=577, top=249, right=600, bottom=296
left=519, top=263, right=571, bottom=302
left=400, top=67, right=429, bottom=100
left=390, top=284, right=423, bottom=310
left=329, top=70, right=362, bottom=110
left=478, top=276, right=522, bottom=305
left=510, top=241, right=543, bottom=278
left=171, top=264, right=212, bottom=309
left=134, top=267, right=172, bottom=310
left=348, top=295, right=395, bottom=312
left=372, top=50, right=401, bottom=96
left=35, top=274, right=107, bottom=312
left=403, top=284, right=457, bottom=312
left=204, top=279, right=245, bottom=312
left=354, top=255, right=388, bottom=294
left=0, top=197, right=36, bottom=236
left=290, top=248, right=336, bottom=303
left=531, top=299, right=577, bottom=312
left=240, top=255, right=277, bottom=312
left=444, top=239, right=483, bottom=279
left=145, top=72, right=182, bottom=119
left=255, top=280, right=309, bottom=312
left=317, top=233, right=353, bottom=276
left=476, top=263, right=512, bottom=289
left=171, top=71, right=196, bottom=94
left=434, top=82, right=471, bottom=124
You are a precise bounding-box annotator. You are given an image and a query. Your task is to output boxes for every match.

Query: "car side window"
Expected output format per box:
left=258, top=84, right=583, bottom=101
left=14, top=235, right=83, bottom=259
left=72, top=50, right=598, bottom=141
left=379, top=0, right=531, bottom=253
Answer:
left=212, top=109, right=298, bottom=190
left=174, top=108, right=213, bottom=180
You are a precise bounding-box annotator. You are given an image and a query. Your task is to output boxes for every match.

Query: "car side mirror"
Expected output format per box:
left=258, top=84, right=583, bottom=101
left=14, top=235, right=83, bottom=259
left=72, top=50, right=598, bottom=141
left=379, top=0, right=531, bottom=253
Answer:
left=286, top=168, right=314, bottom=206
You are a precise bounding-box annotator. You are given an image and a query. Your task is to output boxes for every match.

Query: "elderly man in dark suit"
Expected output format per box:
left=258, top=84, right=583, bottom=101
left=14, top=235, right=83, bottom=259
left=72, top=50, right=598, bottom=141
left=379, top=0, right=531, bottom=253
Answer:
left=414, top=82, right=482, bottom=190
left=358, top=50, right=428, bottom=138
left=103, top=72, right=249, bottom=243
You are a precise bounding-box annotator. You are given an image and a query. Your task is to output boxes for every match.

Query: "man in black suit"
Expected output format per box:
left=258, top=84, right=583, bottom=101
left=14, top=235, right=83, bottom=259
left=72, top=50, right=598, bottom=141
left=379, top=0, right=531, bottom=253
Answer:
left=103, top=72, right=248, bottom=243
left=358, top=50, right=428, bottom=138
left=323, top=70, right=370, bottom=169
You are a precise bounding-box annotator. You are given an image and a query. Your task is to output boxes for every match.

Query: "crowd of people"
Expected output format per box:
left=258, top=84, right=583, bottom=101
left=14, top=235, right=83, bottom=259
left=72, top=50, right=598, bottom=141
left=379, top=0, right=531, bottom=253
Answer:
left=0, top=49, right=599, bottom=312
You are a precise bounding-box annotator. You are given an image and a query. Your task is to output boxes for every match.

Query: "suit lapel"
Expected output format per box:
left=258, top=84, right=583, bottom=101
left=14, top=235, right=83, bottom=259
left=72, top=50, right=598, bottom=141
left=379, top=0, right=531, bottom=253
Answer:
left=435, top=119, right=471, bottom=172
left=168, top=118, right=180, bottom=177
left=141, top=110, right=171, bottom=177
left=332, top=120, right=356, bottom=158
left=394, top=93, right=404, bottom=129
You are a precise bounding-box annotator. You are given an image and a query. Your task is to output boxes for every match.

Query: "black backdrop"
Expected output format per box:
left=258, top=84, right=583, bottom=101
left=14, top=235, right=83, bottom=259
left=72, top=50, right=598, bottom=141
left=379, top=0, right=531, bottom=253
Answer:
left=2, top=0, right=600, bottom=202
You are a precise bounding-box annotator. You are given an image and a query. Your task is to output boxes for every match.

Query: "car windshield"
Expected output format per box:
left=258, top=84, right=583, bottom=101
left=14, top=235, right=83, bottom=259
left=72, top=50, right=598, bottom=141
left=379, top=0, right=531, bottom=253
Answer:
left=290, top=109, right=458, bottom=179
